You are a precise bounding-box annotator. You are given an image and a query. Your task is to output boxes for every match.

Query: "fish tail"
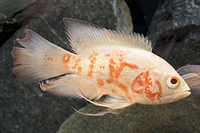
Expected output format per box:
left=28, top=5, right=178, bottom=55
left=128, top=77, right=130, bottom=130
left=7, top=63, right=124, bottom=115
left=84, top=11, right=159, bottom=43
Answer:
left=12, top=29, right=74, bottom=83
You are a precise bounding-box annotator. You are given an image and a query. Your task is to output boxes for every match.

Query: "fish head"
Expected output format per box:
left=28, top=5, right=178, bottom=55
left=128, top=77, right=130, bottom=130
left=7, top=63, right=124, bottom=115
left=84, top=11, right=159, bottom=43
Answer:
left=149, top=56, right=191, bottom=104
left=158, top=72, right=191, bottom=104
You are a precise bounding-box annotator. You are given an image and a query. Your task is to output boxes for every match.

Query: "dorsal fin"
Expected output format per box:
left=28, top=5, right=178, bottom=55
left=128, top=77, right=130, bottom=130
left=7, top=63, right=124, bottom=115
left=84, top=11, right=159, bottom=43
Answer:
left=63, top=18, right=152, bottom=54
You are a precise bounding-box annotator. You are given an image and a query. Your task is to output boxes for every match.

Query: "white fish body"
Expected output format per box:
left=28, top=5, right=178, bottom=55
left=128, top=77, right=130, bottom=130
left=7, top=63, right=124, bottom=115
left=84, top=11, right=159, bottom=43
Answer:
left=11, top=18, right=191, bottom=116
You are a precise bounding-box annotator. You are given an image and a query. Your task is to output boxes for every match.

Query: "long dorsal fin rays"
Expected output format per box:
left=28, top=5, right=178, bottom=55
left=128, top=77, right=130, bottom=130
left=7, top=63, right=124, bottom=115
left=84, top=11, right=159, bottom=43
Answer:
left=63, top=18, right=152, bottom=55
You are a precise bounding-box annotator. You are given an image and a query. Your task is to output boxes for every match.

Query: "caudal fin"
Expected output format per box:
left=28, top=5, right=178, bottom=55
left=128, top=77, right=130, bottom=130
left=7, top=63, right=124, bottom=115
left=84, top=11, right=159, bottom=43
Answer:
left=11, top=29, right=73, bottom=83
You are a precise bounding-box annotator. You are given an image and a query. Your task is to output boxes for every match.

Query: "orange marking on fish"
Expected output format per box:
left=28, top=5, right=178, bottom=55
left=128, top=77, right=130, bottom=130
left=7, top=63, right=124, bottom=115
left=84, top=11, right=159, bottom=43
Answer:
left=72, top=56, right=76, bottom=60
left=100, top=66, right=105, bottom=69
left=87, top=71, right=93, bottom=78
left=134, top=88, right=143, bottom=93
left=71, top=64, right=78, bottom=69
left=110, top=58, right=116, bottom=65
left=131, top=72, right=144, bottom=93
left=111, top=89, right=116, bottom=93
left=116, top=51, right=123, bottom=57
left=62, top=53, right=71, bottom=69
left=131, top=72, right=144, bottom=91
left=89, top=54, right=93, bottom=59
left=105, top=54, right=110, bottom=57
left=51, top=58, right=53, bottom=61
left=144, top=71, right=153, bottom=87
left=106, top=62, right=116, bottom=82
left=87, top=63, right=94, bottom=78
left=89, top=64, right=94, bottom=69
left=87, top=50, right=98, bottom=78
left=47, top=57, right=50, bottom=60
left=91, top=57, right=96, bottom=64
left=131, top=71, right=161, bottom=101
left=106, top=54, right=139, bottom=96
left=105, top=47, right=139, bottom=96
left=120, top=62, right=139, bottom=70
left=78, top=66, right=82, bottom=74
left=107, top=59, right=138, bottom=84
left=113, top=50, right=126, bottom=62
left=117, top=82, right=128, bottom=92
left=93, top=50, right=99, bottom=56
left=106, top=79, right=113, bottom=84
left=155, top=80, right=162, bottom=102
left=144, top=71, right=158, bottom=101
left=128, top=97, right=134, bottom=101
left=65, top=55, right=82, bottom=74
left=75, top=58, right=81, bottom=63
left=45, top=54, right=47, bottom=57
left=96, top=77, right=104, bottom=88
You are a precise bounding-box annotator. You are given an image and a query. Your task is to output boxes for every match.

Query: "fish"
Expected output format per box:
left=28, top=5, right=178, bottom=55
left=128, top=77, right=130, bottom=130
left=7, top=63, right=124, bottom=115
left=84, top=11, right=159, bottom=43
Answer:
left=11, top=18, right=191, bottom=116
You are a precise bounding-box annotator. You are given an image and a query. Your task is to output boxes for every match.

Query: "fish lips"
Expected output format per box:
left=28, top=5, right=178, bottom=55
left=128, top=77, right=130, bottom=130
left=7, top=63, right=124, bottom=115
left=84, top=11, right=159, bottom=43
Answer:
left=161, top=88, right=191, bottom=104
left=176, top=89, right=191, bottom=99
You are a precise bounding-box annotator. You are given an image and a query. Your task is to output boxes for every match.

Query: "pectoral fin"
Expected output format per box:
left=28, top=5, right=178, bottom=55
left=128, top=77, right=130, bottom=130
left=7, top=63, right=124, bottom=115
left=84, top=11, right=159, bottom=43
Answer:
left=181, top=73, right=200, bottom=95
left=178, top=65, right=200, bottom=95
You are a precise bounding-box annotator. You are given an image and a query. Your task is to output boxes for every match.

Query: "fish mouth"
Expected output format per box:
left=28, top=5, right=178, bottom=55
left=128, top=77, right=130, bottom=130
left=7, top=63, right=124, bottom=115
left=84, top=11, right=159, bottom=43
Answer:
left=162, top=88, right=191, bottom=104
left=176, top=89, right=191, bottom=99
left=171, top=88, right=191, bottom=103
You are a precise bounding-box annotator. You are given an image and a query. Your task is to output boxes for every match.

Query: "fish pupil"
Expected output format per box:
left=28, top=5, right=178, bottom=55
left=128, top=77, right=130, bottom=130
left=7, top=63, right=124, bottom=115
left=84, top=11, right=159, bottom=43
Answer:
left=171, top=78, right=177, bottom=84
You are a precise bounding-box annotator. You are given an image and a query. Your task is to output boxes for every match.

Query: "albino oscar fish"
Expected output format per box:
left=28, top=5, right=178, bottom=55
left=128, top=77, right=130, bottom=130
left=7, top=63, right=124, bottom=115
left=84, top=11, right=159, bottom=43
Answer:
left=12, top=18, right=196, bottom=116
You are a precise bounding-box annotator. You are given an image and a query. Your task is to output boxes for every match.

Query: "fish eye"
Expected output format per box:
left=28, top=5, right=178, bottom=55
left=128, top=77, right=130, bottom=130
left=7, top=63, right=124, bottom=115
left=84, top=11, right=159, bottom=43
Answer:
left=167, top=76, right=180, bottom=89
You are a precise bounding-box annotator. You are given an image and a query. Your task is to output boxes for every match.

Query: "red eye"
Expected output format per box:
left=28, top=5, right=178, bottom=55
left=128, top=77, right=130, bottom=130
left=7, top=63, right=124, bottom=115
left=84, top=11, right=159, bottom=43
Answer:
left=171, top=78, right=177, bottom=84
left=167, top=76, right=180, bottom=89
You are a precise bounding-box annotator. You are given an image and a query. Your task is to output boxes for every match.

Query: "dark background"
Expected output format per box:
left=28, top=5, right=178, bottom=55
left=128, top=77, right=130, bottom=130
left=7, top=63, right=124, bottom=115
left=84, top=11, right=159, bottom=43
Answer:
left=125, top=0, right=162, bottom=35
left=0, top=0, right=162, bottom=47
